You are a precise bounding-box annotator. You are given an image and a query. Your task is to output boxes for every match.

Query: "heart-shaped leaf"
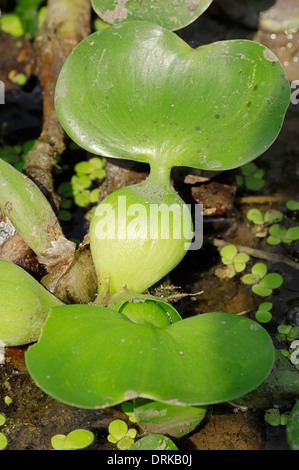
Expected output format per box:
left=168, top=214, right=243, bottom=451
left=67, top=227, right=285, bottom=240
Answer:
left=91, top=0, right=213, bottom=31
left=25, top=304, right=275, bottom=408
left=55, top=22, right=290, bottom=175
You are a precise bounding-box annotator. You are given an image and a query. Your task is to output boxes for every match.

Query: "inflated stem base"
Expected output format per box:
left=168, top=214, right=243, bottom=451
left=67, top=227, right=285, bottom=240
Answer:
left=25, top=304, right=275, bottom=409
left=90, top=178, right=193, bottom=294
left=0, top=260, right=63, bottom=346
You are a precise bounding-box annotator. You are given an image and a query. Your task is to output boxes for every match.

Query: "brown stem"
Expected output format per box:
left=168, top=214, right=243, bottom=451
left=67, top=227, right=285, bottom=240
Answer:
left=23, top=0, right=91, bottom=206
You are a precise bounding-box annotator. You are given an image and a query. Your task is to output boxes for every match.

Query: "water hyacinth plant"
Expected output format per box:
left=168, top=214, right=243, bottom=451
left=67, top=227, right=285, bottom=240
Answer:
left=54, top=20, right=290, bottom=297
left=0, top=1, right=294, bottom=442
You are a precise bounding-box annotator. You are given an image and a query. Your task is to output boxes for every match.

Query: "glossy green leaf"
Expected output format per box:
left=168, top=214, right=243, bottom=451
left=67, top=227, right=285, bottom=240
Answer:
left=63, top=429, right=94, bottom=450
left=252, top=284, right=273, bottom=297
left=91, top=0, right=213, bottom=31
left=252, top=262, right=268, bottom=278
left=129, top=434, right=178, bottom=450
left=55, top=22, right=290, bottom=176
left=258, top=273, right=283, bottom=290
left=133, top=398, right=206, bottom=438
left=25, top=305, right=275, bottom=408
left=286, top=200, right=299, bottom=211
left=0, top=432, right=8, bottom=450
left=108, top=419, right=128, bottom=441
left=287, top=400, right=299, bottom=450
left=0, top=260, right=63, bottom=346
left=247, top=208, right=264, bottom=225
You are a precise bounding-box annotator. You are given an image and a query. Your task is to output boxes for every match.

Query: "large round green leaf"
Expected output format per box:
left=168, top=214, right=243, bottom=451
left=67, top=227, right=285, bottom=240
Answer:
left=91, top=0, right=213, bottom=31
left=25, top=305, right=275, bottom=408
left=55, top=22, right=290, bottom=174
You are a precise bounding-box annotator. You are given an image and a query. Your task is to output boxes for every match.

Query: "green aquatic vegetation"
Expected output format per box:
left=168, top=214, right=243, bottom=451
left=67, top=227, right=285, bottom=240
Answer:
left=0, top=414, right=7, bottom=450
left=4, top=397, right=12, bottom=406
left=264, top=408, right=286, bottom=427
left=0, top=140, right=37, bottom=172
left=286, top=200, right=299, bottom=211
left=25, top=299, right=275, bottom=409
left=267, top=224, right=299, bottom=245
left=0, top=7, right=292, bottom=436
left=276, top=324, right=299, bottom=343
left=71, top=157, right=105, bottom=208
left=215, top=244, right=250, bottom=279
left=56, top=156, right=106, bottom=222
left=121, top=402, right=137, bottom=423
left=55, top=20, right=290, bottom=295
left=0, top=432, right=7, bottom=451
left=0, top=13, right=24, bottom=37
left=241, top=262, right=284, bottom=297
left=133, top=398, right=207, bottom=438
left=91, top=0, right=213, bottom=31
left=107, top=419, right=137, bottom=450
left=246, top=208, right=284, bottom=226
left=130, top=433, right=178, bottom=451
left=287, top=400, right=299, bottom=450
left=0, top=414, right=5, bottom=427
left=51, top=429, right=94, bottom=450
left=0, top=0, right=44, bottom=38
left=236, top=162, right=266, bottom=191
left=255, top=302, right=273, bottom=323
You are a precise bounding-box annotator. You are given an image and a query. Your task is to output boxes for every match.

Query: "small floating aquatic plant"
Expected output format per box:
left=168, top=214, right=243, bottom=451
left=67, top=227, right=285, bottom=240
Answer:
left=241, top=262, right=284, bottom=297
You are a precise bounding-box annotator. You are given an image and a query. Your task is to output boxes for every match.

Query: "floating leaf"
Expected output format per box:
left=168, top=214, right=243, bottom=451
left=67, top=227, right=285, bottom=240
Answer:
left=258, top=273, right=284, bottom=290
left=63, top=429, right=94, bottom=450
left=133, top=398, right=207, bottom=438
left=108, top=420, right=128, bottom=441
left=130, top=433, right=178, bottom=450
left=264, top=209, right=283, bottom=224
left=285, top=226, right=299, bottom=242
left=25, top=305, right=275, bottom=409
left=286, top=200, right=299, bottom=211
left=51, top=434, right=67, bottom=450
left=91, top=0, right=213, bottom=31
left=0, top=432, right=7, bottom=450
left=55, top=22, right=290, bottom=176
left=51, top=429, right=94, bottom=450
left=252, top=262, right=268, bottom=278
left=247, top=208, right=264, bottom=225
left=255, top=301, right=273, bottom=322
left=220, top=244, right=238, bottom=263
left=255, top=309, right=272, bottom=323
left=265, top=408, right=281, bottom=426
left=0, top=414, right=6, bottom=427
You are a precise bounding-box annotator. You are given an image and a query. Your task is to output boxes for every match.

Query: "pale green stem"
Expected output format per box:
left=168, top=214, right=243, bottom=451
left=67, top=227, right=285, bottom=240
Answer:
left=147, top=161, right=172, bottom=188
